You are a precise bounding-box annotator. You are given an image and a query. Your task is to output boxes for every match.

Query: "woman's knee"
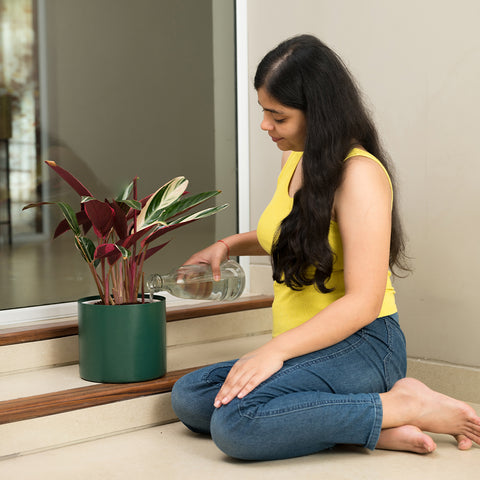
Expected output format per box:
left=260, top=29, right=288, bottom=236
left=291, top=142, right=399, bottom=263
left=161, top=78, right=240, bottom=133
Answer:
left=210, top=402, right=255, bottom=459
left=172, top=366, right=234, bottom=435
left=210, top=401, right=284, bottom=461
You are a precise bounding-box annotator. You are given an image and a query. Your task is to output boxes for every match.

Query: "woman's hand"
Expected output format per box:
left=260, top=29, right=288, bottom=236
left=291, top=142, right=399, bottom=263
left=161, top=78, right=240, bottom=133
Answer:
left=183, top=241, right=229, bottom=280
left=183, top=231, right=267, bottom=281
left=214, top=346, right=284, bottom=407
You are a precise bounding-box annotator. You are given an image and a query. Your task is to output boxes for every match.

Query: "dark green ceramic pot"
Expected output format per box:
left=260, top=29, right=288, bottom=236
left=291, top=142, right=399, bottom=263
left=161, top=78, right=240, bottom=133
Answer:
left=78, top=295, right=166, bottom=383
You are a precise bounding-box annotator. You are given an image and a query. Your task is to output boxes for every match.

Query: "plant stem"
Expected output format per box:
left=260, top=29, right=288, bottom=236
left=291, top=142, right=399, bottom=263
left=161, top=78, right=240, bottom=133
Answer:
left=123, top=257, right=131, bottom=303
left=136, top=248, right=147, bottom=301
left=88, top=262, right=105, bottom=300
left=132, top=178, right=138, bottom=303
left=101, top=258, right=109, bottom=304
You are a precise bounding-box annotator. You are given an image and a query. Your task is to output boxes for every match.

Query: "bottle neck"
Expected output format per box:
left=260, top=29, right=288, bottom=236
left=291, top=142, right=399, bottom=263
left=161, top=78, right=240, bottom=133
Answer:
left=147, top=273, right=166, bottom=293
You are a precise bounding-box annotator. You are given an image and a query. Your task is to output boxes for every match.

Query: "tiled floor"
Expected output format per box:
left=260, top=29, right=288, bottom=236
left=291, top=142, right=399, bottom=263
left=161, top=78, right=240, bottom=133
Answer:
left=1, top=419, right=479, bottom=479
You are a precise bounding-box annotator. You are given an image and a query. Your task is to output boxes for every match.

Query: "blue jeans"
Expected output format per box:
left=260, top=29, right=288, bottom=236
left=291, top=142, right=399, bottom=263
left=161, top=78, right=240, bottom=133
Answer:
left=171, top=313, right=407, bottom=460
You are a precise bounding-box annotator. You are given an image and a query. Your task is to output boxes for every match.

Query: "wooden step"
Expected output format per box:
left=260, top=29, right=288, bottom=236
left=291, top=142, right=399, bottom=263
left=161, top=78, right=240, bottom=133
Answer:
left=0, top=295, right=273, bottom=458
left=0, top=295, right=273, bottom=375
left=0, top=366, right=199, bottom=426
left=0, top=331, right=271, bottom=458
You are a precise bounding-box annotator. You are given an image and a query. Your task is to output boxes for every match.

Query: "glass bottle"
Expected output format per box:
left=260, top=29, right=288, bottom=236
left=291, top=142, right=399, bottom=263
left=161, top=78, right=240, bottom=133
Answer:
left=147, top=259, right=245, bottom=301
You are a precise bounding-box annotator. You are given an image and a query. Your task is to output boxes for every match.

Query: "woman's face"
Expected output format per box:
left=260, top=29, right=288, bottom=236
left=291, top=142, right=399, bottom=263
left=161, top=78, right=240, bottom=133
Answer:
left=257, top=87, right=307, bottom=152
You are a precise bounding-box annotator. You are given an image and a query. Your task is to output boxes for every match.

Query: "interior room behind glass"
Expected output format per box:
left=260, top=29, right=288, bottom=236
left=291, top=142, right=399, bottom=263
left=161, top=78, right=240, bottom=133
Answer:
left=0, top=0, right=237, bottom=310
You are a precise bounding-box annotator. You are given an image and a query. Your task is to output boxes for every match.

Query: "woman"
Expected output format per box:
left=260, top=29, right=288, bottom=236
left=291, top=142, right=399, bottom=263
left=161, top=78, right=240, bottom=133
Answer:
left=171, top=35, right=480, bottom=460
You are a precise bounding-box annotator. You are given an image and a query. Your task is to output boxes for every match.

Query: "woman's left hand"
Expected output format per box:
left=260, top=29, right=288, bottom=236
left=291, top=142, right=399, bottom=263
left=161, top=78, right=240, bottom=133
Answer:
left=214, top=347, right=284, bottom=407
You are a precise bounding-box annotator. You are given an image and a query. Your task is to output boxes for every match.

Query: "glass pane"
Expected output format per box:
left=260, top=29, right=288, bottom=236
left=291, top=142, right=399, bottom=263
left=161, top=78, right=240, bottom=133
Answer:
left=0, top=0, right=39, bottom=243
left=0, top=0, right=237, bottom=310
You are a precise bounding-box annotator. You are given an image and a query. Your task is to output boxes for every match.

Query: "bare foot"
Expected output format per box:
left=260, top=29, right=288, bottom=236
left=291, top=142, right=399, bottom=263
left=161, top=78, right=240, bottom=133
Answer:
left=380, top=378, right=480, bottom=446
left=455, top=434, right=473, bottom=450
left=377, top=425, right=436, bottom=454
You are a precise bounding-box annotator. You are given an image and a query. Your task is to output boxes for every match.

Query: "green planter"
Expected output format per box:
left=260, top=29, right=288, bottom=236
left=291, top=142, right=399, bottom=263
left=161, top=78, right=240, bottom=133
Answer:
left=78, top=295, right=166, bottom=383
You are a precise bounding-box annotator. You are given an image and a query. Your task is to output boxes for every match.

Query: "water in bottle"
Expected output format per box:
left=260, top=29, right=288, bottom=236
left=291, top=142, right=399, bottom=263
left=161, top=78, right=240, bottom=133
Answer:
left=147, top=259, right=245, bottom=301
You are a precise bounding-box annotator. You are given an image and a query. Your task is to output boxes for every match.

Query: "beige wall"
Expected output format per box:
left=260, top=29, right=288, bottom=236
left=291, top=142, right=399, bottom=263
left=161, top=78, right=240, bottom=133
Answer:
left=246, top=0, right=480, bottom=368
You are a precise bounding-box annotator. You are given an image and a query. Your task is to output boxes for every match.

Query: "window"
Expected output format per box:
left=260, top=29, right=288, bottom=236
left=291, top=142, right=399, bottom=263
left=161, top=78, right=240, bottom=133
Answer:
left=0, top=0, right=237, bottom=312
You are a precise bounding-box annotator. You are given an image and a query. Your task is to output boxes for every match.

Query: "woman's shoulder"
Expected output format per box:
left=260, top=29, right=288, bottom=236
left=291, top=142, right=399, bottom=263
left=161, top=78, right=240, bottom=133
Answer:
left=344, top=148, right=389, bottom=177
left=345, top=147, right=380, bottom=164
left=343, top=148, right=392, bottom=187
left=340, top=148, right=393, bottom=206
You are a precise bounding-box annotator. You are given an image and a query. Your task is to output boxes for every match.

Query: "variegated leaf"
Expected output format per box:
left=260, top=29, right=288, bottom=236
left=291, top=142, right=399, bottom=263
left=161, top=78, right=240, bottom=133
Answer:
left=74, top=235, right=96, bottom=263
left=57, top=202, right=81, bottom=236
left=115, top=180, right=134, bottom=202
left=136, top=176, right=188, bottom=229
left=117, top=245, right=131, bottom=259
left=169, top=203, right=229, bottom=224
left=159, top=190, right=221, bottom=222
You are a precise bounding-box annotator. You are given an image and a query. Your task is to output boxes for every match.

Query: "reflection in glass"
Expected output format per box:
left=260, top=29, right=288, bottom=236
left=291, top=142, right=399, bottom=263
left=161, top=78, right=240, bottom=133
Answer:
left=0, top=0, right=237, bottom=310
left=0, top=0, right=40, bottom=243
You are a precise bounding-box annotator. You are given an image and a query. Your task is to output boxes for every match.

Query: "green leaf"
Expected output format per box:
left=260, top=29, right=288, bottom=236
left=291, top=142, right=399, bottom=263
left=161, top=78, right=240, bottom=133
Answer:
left=115, top=181, right=134, bottom=202
left=23, top=200, right=81, bottom=237
left=57, top=202, right=81, bottom=236
left=137, top=176, right=188, bottom=229
left=119, top=199, right=142, bottom=210
left=74, top=235, right=96, bottom=263
left=169, top=203, right=229, bottom=224
left=159, top=190, right=221, bottom=222
left=116, top=245, right=131, bottom=259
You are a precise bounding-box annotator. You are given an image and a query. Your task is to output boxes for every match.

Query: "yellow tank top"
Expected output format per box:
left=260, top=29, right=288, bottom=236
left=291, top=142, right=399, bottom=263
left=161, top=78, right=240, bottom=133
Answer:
left=257, top=148, right=397, bottom=337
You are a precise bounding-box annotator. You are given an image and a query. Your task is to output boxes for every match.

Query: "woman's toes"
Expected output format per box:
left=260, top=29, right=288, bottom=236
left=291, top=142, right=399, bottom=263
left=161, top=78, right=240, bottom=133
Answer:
left=377, top=425, right=436, bottom=454
left=455, top=434, right=473, bottom=450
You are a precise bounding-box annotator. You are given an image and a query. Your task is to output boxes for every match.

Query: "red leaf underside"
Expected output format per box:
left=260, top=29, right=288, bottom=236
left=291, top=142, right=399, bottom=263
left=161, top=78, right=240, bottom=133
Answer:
left=46, top=161, right=93, bottom=197
left=84, top=200, right=115, bottom=239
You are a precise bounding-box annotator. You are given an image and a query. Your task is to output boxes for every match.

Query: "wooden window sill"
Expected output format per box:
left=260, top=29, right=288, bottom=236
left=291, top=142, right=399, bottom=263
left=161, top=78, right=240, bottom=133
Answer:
left=0, top=295, right=273, bottom=346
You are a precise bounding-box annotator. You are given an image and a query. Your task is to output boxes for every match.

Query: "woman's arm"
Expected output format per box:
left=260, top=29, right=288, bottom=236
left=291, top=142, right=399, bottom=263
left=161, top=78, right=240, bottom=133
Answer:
left=214, top=154, right=393, bottom=406
left=222, top=230, right=269, bottom=257
left=184, top=230, right=268, bottom=279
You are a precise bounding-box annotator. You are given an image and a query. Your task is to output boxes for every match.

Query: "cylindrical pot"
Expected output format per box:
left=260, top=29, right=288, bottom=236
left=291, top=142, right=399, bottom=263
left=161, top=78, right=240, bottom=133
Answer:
left=78, top=295, right=166, bottom=383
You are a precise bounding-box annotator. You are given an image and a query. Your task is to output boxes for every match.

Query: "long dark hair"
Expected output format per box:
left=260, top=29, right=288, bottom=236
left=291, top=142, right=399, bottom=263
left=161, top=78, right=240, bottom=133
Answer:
left=255, top=34, right=409, bottom=292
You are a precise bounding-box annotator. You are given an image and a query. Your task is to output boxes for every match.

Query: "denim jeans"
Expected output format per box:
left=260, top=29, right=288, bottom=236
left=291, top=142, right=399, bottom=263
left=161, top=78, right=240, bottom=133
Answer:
left=171, top=313, right=407, bottom=461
